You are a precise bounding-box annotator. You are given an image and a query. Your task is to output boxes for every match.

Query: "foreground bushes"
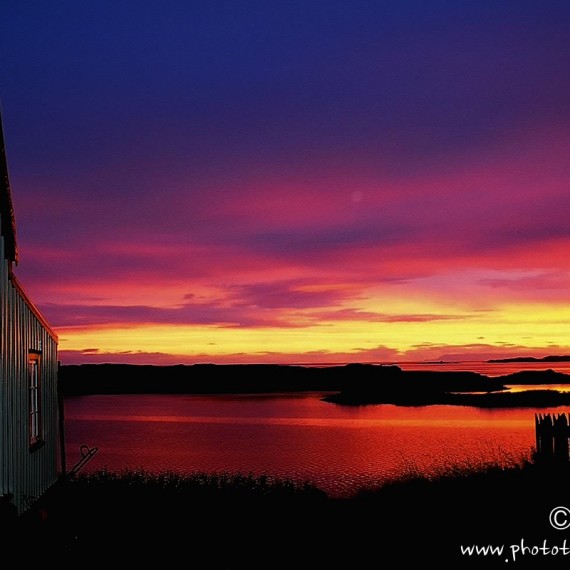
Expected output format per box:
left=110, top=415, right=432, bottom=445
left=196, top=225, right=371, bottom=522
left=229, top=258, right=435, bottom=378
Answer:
left=15, top=462, right=570, bottom=568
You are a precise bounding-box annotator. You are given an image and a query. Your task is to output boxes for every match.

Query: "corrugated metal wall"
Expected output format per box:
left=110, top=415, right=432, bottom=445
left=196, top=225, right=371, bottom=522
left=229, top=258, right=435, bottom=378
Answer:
left=1, top=240, right=59, bottom=514
left=0, top=232, right=4, bottom=501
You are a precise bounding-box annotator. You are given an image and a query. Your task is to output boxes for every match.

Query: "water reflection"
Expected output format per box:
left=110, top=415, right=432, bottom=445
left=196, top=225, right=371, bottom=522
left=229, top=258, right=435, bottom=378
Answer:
left=64, top=393, right=563, bottom=497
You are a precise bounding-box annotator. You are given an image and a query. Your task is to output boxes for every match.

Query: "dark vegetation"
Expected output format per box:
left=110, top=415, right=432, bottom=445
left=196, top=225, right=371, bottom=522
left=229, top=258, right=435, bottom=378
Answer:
left=14, top=461, right=570, bottom=568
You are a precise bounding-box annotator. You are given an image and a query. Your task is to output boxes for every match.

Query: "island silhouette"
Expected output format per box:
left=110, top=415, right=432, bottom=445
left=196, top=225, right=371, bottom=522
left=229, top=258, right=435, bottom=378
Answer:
left=489, top=355, right=570, bottom=363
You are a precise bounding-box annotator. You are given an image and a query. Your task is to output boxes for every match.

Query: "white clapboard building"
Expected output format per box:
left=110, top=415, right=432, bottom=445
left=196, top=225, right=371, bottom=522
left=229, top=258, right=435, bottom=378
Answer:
left=0, top=113, right=60, bottom=515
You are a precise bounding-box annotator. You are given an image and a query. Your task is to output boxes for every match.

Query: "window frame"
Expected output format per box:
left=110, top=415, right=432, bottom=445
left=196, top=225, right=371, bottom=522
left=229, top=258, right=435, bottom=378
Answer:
left=28, top=350, right=44, bottom=451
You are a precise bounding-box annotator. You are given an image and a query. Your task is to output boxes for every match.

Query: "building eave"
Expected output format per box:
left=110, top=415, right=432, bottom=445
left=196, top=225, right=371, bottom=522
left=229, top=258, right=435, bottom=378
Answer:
left=8, top=265, right=58, bottom=343
left=0, top=111, right=18, bottom=263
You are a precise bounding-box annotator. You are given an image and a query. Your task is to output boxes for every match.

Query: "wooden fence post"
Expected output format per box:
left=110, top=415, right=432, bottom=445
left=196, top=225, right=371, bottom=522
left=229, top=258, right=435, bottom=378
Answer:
left=535, top=413, right=570, bottom=463
left=554, top=414, right=569, bottom=462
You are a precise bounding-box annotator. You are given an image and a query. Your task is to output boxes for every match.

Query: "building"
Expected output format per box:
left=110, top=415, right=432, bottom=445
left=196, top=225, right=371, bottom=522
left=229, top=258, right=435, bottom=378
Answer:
left=0, top=113, right=60, bottom=515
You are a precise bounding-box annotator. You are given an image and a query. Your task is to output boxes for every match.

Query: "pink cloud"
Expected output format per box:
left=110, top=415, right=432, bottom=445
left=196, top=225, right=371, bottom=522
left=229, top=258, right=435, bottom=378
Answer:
left=307, top=308, right=466, bottom=323
left=58, top=342, right=570, bottom=367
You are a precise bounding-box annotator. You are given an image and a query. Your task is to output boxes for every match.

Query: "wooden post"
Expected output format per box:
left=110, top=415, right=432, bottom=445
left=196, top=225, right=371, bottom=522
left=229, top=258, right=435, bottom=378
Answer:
left=554, top=414, right=569, bottom=463
left=535, top=413, right=570, bottom=463
left=535, top=413, right=550, bottom=459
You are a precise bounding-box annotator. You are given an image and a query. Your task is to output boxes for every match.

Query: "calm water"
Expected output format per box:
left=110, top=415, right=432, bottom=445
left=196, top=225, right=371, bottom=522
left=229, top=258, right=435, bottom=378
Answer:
left=64, top=392, right=569, bottom=497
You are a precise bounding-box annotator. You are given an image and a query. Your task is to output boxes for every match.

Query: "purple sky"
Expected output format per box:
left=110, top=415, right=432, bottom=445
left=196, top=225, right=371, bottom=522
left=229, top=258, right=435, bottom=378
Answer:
left=2, top=1, right=570, bottom=364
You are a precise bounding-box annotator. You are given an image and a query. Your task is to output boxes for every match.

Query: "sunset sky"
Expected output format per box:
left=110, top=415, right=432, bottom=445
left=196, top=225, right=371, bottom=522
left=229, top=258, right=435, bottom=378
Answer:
left=2, top=1, right=570, bottom=365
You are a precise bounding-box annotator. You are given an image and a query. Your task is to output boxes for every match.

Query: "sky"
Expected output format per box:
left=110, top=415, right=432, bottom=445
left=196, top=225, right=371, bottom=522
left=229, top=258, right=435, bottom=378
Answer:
left=1, top=1, right=570, bottom=365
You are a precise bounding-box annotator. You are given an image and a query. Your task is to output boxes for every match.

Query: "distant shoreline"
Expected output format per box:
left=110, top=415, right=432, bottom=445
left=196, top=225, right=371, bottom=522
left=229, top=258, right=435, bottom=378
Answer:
left=488, top=355, right=570, bottom=363
left=59, top=362, right=570, bottom=408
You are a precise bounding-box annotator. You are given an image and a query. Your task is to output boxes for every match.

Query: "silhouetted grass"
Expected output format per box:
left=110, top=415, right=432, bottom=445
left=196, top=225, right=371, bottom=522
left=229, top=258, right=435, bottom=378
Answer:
left=14, top=462, right=570, bottom=568
left=68, top=468, right=326, bottom=503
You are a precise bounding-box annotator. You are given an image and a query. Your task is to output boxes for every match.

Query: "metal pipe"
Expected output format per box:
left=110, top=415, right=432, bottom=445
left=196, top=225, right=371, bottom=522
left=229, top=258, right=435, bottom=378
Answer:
left=67, top=445, right=99, bottom=477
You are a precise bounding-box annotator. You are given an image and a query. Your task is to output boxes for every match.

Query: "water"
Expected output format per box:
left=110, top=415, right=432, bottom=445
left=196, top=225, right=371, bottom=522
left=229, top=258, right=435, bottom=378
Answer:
left=64, top=391, right=569, bottom=497
left=505, top=384, right=570, bottom=393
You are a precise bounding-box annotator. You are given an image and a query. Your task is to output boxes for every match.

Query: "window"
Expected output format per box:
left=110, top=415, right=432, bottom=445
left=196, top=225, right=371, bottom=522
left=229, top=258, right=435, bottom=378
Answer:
left=28, top=352, right=42, bottom=447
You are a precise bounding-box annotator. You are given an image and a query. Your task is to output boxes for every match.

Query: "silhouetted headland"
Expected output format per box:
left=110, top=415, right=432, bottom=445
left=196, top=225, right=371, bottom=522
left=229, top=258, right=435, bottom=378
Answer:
left=489, top=355, right=570, bottom=363
left=59, top=363, right=349, bottom=395
left=60, top=363, right=570, bottom=407
left=496, top=368, right=570, bottom=384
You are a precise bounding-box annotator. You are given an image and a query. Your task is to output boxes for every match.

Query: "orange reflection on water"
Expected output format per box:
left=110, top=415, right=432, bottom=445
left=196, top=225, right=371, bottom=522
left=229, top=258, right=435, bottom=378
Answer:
left=65, top=394, right=563, bottom=496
